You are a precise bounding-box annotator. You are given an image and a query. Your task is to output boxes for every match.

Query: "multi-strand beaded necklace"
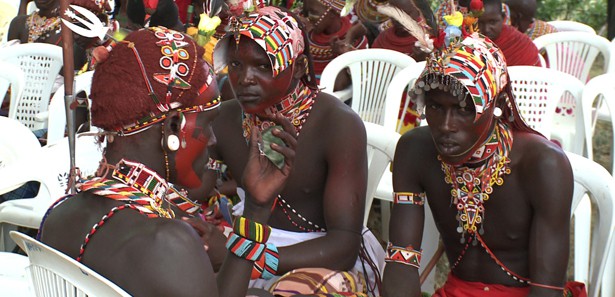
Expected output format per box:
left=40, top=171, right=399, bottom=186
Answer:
left=441, top=120, right=513, bottom=246
left=27, top=10, right=61, bottom=43
left=241, top=82, right=325, bottom=232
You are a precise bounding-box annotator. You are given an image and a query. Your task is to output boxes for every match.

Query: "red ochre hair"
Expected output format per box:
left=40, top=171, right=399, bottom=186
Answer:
left=90, top=27, right=213, bottom=131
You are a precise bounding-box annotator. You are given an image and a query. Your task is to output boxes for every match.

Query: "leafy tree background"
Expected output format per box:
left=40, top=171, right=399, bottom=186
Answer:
left=427, top=0, right=608, bottom=35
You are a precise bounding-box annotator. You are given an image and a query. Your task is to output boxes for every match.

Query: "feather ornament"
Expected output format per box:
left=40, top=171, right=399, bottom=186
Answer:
left=377, top=5, right=433, bottom=53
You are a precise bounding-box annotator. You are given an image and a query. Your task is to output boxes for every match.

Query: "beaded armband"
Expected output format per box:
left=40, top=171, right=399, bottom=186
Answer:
left=394, top=192, right=426, bottom=206
left=226, top=233, right=266, bottom=261
left=206, top=158, right=225, bottom=172
left=385, top=242, right=422, bottom=269
left=234, top=216, right=272, bottom=243
left=251, top=243, right=279, bottom=280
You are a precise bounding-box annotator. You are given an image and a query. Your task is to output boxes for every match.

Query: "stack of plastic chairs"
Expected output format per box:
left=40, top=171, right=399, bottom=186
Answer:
left=0, top=60, right=25, bottom=112
left=547, top=20, right=597, bottom=34
left=0, top=43, right=63, bottom=131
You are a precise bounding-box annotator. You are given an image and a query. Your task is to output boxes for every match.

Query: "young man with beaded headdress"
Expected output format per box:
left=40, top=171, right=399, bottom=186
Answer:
left=209, top=5, right=384, bottom=296
left=378, top=1, right=580, bottom=296
left=38, top=26, right=299, bottom=296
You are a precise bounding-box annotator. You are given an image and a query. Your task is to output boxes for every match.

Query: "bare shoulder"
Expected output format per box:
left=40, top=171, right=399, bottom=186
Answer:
left=311, top=92, right=366, bottom=139
left=395, top=126, right=436, bottom=164
left=118, top=219, right=217, bottom=296
left=513, top=131, right=572, bottom=177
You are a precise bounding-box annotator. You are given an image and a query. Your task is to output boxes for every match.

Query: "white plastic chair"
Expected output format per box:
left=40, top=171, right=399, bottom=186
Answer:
left=0, top=249, right=34, bottom=297
left=547, top=20, right=596, bottom=34
left=382, top=61, right=427, bottom=133
left=42, top=71, right=95, bottom=145
left=0, top=135, right=104, bottom=252
left=10, top=231, right=131, bottom=296
left=581, top=74, right=615, bottom=173
left=0, top=60, right=26, bottom=112
left=566, top=152, right=615, bottom=297
left=508, top=66, right=585, bottom=154
left=0, top=43, right=63, bottom=131
left=0, top=117, right=41, bottom=191
left=533, top=31, right=610, bottom=83
left=320, top=49, right=416, bottom=125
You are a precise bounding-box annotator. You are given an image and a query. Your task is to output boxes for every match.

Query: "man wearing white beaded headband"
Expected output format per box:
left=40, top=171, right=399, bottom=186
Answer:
left=379, top=1, right=579, bottom=296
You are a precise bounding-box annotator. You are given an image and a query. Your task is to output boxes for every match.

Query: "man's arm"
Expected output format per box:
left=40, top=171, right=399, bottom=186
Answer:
left=524, top=136, right=573, bottom=297
left=276, top=107, right=367, bottom=273
left=382, top=129, right=428, bottom=297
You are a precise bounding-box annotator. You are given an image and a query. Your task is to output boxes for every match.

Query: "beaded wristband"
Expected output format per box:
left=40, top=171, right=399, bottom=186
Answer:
left=234, top=216, right=272, bottom=243
left=251, top=243, right=279, bottom=280
left=385, top=242, right=422, bottom=269
left=394, top=192, right=426, bottom=206
left=226, top=233, right=266, bottom=261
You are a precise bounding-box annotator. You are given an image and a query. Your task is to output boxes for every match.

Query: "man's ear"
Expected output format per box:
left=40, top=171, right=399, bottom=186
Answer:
left=161, top=110, right=183, bottom=152
left=293, top=53, right=308, bottom=80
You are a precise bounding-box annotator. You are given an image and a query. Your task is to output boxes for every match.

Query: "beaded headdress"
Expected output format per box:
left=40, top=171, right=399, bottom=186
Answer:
left=379, top=0, right=508, bottom=123
left=90, top=27, right=220, bottom=134
left=212, top=6, right=305, bottom=78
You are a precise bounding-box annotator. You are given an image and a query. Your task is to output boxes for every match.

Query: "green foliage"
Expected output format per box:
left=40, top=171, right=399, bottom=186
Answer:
left=424, top=0, right=607, bottom=34
left=536, top=0, right=607, bottom=33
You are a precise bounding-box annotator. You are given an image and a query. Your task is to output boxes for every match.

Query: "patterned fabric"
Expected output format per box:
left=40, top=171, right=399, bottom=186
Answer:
left=269, top=267, right=367, bottom=296
left=213, top=6, right=304, bottom=77
left=525, top=19, right=558, bottom=40
left=415, top=33, right=508, bottom=122
left=433, top=273, right=530, bottom=297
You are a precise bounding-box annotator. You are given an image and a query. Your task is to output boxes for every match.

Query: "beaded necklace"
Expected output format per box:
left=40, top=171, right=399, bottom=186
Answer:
left=80, top=159, right=202, bottom=218
left=27, top=10, right=61, bottom=43
left=241, top=81, right=317, bottom=139
left=440, top=120, right=513, bottom=246
left=241, top=82, right=324, bottom=232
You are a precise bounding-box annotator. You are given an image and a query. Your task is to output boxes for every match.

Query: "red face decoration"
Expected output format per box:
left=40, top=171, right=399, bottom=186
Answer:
left=173, top=109, right=219, bottom=189
left=226, top=38, right=295, bottom=116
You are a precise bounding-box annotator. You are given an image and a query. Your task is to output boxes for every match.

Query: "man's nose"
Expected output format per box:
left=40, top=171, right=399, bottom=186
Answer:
left=238, top=68, right=257, bottom=85
left=439, top=109, right=458, bottom=133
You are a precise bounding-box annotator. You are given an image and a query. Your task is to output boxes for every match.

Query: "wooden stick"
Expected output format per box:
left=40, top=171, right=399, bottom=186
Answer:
left=420, top=241, right=445, bottom=285
left=59, top=0, right=77, bottom=194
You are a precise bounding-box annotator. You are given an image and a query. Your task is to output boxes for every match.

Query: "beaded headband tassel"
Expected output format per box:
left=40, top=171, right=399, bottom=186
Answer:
left=377, top=0, right=509, bottom=123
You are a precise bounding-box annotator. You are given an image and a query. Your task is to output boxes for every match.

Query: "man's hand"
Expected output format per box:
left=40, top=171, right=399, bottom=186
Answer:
left=242, top=113, right=297, bottom=207
left=182, top=216, right=227, bottom=271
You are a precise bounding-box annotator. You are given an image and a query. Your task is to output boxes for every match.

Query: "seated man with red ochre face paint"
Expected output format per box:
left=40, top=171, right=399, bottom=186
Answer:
left=378, top=1, right=583, bottom=297
left=38, top=27, right=298, bottom=297
left=208, top=6, right=384, bottom=296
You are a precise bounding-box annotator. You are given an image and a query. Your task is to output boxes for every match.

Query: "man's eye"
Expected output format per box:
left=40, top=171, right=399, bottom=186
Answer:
left=258, top=64, right=271, bottom=70
left=229, top=61, right=240, bottom=67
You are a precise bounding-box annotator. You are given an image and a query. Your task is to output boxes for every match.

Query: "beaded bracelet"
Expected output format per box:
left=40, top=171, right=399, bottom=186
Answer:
left=226, top=233, right=266, bottom=261
left=234, top=216, right=272, bottom=243
left=385, top=242, right=422, bottom=269
left=251, top=243, right=279, bottom=280
left=394, top=192, right=426, bottom=206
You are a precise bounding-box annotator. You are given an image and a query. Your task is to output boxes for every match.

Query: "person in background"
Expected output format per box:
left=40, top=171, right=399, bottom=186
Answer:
left=505, top=0, right=557, bottom=40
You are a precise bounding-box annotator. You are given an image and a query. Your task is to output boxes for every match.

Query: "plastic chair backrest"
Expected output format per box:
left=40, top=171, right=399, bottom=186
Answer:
left=9, top=231, right=131, bottom=297
left=0, top=60, right=25, bottom=111
left=566, top=152, right=615, bottom=297
left=581, top=74, right=615, bottom=173
left=0, top=117, right=41, bottom=192
left=363, top=122, right=400, bottom=226
left=0, top=43, right=63, bottom=130
left=320, top=49, right=416, bottom=125
left=0, top=135, right=103, bottom=251
left=46, top=71, right=94, bottom=145
left=533, top=31, right=610, bottom=83
left=547, top=20, right=596, bottom=34
left=383, top=61, right=426, bottom=133
left=508, top=66, right=578, bottom=139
